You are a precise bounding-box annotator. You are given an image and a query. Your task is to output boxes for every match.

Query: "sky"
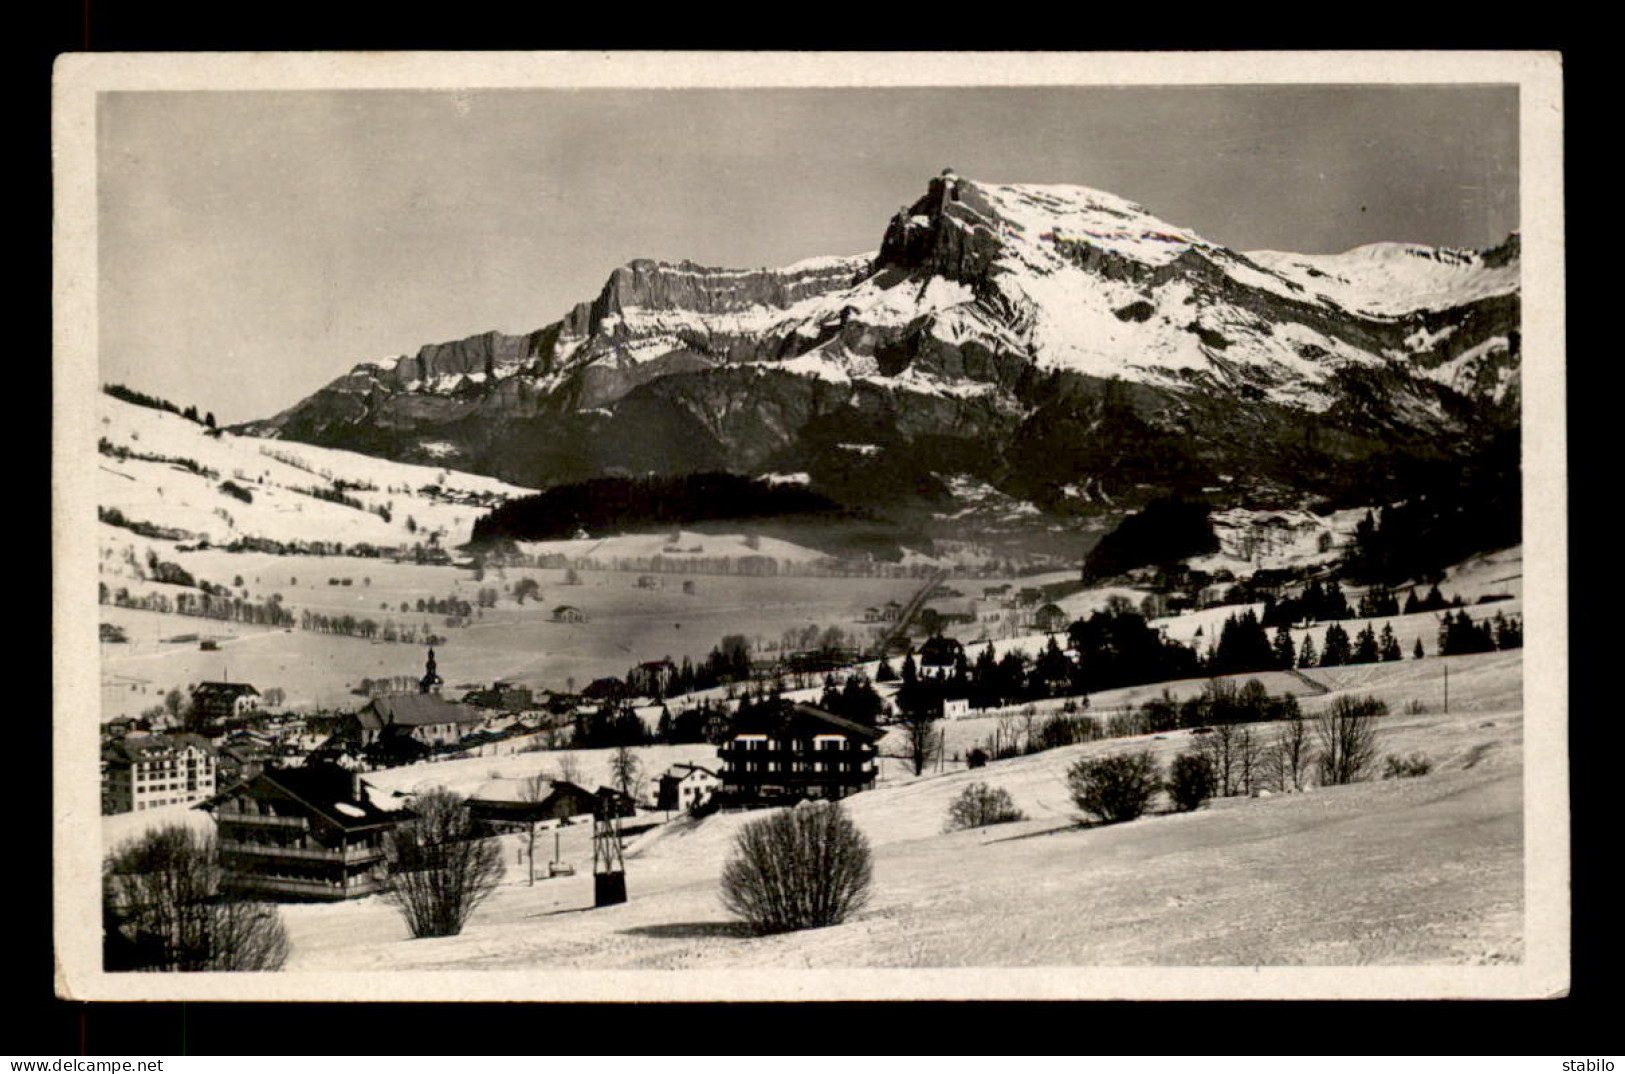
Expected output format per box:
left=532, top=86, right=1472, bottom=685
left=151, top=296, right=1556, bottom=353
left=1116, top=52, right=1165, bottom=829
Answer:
left=96, top=84, right=1520, bottom=425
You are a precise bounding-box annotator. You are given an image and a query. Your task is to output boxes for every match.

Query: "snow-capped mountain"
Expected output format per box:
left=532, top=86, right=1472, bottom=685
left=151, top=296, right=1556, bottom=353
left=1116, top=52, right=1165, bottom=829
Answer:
left=238, top=172, right=1519, bottom=515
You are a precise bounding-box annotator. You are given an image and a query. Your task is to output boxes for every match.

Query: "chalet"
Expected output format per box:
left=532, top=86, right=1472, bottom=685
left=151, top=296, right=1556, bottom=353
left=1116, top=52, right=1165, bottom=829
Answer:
left=102, top=733, right=217, bottom=814
left=216, top=737, right=274, bottom=786
left=716, top=700, right=884, bottom=806
left=880, top=600, right=904, bottom=622
left=466, top=778, right=598, bottom=833
left=917, top=635, right=966, bottom=680
left=581, top=677, right=626, bottom=702
left=982, top=584, right=1013, bottom=600
left=551, top=605, right=588, bottom=624
left=943, top=697, right=972, bottom=720
left=655, top=764, right=721, bottom=813
left=626, top=660, right=678, bottom=697
left=201, top=762, right=407, bottom=902
left=594, top=786, right=640, bottom=818
left=190, top=681, right=260, bottom=724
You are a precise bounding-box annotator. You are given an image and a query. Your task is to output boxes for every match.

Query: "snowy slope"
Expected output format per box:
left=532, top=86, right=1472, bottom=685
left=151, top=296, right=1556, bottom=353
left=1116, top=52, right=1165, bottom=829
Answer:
left=1247, top=240, right=1520, bottom=316
left=99, top=396, right=535, bottom=549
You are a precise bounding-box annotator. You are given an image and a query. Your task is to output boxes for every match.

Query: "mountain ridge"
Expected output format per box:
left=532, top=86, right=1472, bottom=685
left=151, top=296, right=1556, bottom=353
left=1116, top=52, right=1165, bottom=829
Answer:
left=234, top=172, right=1520, bottom=523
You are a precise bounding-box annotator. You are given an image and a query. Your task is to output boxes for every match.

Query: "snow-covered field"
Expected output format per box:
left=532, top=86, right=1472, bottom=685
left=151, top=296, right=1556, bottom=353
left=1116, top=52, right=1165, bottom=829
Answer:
left=267, top=649, right=1522, bottom=971
left=97, top=558, right=928, bottom=717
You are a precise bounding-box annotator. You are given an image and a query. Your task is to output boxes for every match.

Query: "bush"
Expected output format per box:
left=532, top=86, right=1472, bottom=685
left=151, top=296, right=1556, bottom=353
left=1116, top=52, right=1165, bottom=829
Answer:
left=102, top=825, right=288, bottom=972
left=1166, top=752, right=1217, bottom=812
left=720, top=802, right=873, bottom=935
left=1382, top=752, right=1434, bottom=779
left=1065, top=751, right=1162, bottom=824
left=385, top=789, right=504, bottom=938
left=944, top=782, right=1026, bottom=832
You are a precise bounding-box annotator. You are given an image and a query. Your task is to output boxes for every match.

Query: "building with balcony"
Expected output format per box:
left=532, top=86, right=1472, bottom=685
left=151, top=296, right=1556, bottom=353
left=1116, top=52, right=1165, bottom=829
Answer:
left=190, top=681, right=260, bottom=725
left=101, top=733, right=217, bottom=815
left=200, top=763, right=409, bottom=902
left=716, top=701, right=883, bottom=807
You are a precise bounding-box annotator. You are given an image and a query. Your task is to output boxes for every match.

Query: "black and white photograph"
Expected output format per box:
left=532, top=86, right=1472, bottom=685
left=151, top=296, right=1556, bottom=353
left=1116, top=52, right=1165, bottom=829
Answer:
left=52, top=51, right=1567, bottom=1002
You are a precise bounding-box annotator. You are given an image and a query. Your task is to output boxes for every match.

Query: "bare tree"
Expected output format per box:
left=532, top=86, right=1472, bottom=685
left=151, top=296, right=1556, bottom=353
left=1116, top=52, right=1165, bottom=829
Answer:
left=1198, top=720, right=1245, bottom=797
left=609, top=745, right=642, bottom=802
left=385, top=788, right=504, bottom=938
left=518, top=771, right=553, bottom=886
left=1315, top=696, right=1384, bottom=785
left=555, top=753, right=584, bottom=787
left=103, top=825, right=288, bottom=972
left=1271, top=709, right=1312, bottom=792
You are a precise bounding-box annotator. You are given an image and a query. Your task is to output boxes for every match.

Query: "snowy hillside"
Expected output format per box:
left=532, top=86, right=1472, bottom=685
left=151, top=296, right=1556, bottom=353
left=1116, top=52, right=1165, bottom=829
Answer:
left=1247, top=238, right=1520, bottom=316
left=99, top=395, right=535, bottom=550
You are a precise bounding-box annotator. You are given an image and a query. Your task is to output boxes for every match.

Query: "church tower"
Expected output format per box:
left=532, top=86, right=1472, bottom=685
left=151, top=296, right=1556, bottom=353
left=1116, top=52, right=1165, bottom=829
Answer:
left=420, top=647, right=443, bottom=695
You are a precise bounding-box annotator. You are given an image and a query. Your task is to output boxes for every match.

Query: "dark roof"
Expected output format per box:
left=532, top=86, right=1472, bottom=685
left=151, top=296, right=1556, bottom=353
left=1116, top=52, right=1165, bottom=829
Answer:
left=103, top=733, right=216, bottom=764
left=192, top=682, right=259, bottom=699
left=468, top=777, right=594, bottom=807
left=731, top=700, right=885, bottom=743
left=662, top=763, right=718, bottom=782
left=204, top=763, right=404, bottom=832
left=360, top=693, right=483, bottom=729
left=918, top=635, right=965, bottom=666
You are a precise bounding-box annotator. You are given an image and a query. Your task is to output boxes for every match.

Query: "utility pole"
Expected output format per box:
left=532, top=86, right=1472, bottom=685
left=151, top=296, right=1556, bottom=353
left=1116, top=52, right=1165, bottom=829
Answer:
left=1443, top=660, right=1449, bottom=715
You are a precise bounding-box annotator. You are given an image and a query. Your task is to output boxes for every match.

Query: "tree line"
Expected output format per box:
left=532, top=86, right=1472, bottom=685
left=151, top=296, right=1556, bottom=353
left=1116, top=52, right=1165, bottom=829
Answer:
left=471, top=472, right=850, bottom=546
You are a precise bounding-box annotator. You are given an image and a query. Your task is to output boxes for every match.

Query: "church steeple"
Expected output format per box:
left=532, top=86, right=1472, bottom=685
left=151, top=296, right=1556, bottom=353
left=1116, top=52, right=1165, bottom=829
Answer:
left=420, top=647, right=443, bottom=695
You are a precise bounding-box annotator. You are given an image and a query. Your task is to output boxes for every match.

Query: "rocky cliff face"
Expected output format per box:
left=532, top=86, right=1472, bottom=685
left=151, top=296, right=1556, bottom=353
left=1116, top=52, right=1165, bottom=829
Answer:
left=238, top=172, right=1520, bottom=517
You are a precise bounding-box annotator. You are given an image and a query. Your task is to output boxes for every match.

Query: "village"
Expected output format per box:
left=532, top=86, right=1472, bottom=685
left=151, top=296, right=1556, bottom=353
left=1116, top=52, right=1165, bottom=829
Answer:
left=97, top=533, right=1526, bottom=967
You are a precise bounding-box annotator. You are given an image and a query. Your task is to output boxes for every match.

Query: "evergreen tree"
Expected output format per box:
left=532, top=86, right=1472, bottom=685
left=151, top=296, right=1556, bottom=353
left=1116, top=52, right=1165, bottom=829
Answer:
left=901, top=652, right=918, bottom=686
left=1413, top=637, right=1425, bottom=659
left=1379, top=624, right=1402, bottom=662
left=1320, top=623, right=1352, bottom=667
left=1271, top=625, right=1296, bottom=670
left=1297, top=634, right=1318, bottom=669
left=875, top=657, right=897, bottom=683
left=1494, top=613, right=1523, bottom=651
left=1352, top=625, right=1379, bottom=665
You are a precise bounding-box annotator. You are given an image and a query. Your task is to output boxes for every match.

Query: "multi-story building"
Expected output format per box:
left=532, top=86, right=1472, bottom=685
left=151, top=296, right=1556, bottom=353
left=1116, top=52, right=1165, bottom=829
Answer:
left=189, top=681, right=261, bottom=725
left=717, top=701, right=883, bottom=806
left=101, top=733, right=218, bottom=814
left=655, top=763, right=722, bottom=813
left=201, top=762, right=406, bottom=902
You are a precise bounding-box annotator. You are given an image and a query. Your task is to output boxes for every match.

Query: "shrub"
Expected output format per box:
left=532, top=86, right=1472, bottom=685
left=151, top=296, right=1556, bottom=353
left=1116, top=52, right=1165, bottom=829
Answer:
left=1166, top=752, right=1217, bottom=812
left=720, top=802, right=873, bottom=934
left=1065, top=751, right=1162, bottom=824
left=1382, top=752, right=1434, bottom=779
left=944, top=782, right=1027, bottom=832
left=385, top=789, right=503, bottom=938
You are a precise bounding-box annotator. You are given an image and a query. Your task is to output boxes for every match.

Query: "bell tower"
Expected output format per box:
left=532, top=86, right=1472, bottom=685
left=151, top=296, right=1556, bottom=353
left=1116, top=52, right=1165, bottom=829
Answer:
left=419, top=647, right=443, bottom=695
